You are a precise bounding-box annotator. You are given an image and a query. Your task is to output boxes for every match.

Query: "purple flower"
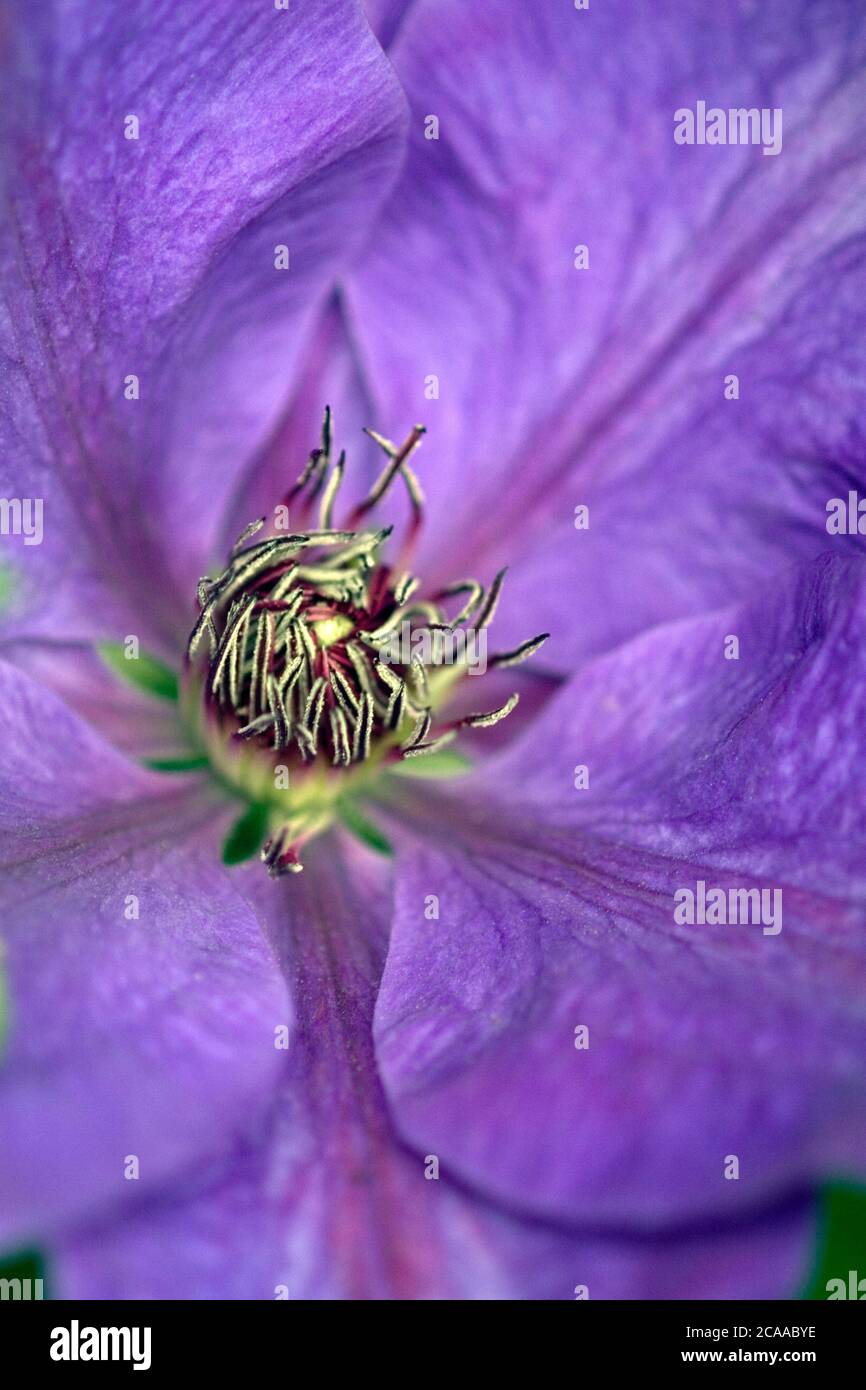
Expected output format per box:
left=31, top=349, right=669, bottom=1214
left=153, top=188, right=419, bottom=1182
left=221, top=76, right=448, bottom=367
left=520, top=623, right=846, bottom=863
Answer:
left=1, top=0, right=864, bottom=1299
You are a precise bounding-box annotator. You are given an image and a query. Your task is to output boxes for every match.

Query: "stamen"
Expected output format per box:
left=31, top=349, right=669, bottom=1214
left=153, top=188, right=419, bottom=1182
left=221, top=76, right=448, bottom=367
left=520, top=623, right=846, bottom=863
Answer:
left=401, top=709, right=432, bottom=751
left=436, top=579, right=484, bottom=627
left=318, top=449, right=346, bottom=531
left=351, top=425, right=426, bottom=524
left=394, top=572, right=420, bottom=606
left=475, top=568, right=507, bottom=629
left=278, top=653, right=305, bottom=697
left=187, top=599, right=218, bottom=660
left=305, top=677, right=327, bottom=748
left=458, top=692, right=520, bottom=728
left=408, top=655, right=431, bottom=710
left=330, top=667, right=360, bottom=716
left=352, top=692, right=374, bottom=761
left=229, top=603, right=252, bottom=708
left=401, top=730, right=458, bottom=759
left=184, top=410, right=548, bottom=877
left=235, top=712, right=276, bottom=741
left=267, top=676, right=290, bottom=749
left=247, top=613, right=267, bottom=715
left=488, top=633, right=550, bottom=668
left=210, top=595, right=256, bottom=694
left=329, top=705, right=351, bottom=766
left=231, top=516, right=266, bottom=556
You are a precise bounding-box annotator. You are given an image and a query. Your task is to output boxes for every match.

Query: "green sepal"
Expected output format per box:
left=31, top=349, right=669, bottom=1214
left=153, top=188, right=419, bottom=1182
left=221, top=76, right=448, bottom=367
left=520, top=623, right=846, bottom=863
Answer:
left=222, top=802, right=270, bottom=866
left=0, top=563, right=16, bottom=615
left=143, top=755, right=210, bottom=773
left=0, top=1246, right=47, bottom=1296
left=388, top=749, right=471, bottom=780
left=800, top=1182, right=866, bottom=1299
left=98, top=641, right=179, bottom=701
left=337, top=798, right=394, bottom=856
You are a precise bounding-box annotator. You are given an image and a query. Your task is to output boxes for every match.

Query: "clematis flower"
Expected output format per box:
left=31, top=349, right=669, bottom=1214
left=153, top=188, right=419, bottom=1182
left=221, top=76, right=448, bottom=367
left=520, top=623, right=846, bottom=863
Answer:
left=1, top=0, right=865, bottom=1299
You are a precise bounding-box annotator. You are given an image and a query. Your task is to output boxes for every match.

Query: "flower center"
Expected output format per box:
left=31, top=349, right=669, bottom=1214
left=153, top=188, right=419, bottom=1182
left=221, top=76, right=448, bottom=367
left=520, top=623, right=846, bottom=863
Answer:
left=312, top=613, right=355, bottom=647
left=184, top=411, right=547, bottom=876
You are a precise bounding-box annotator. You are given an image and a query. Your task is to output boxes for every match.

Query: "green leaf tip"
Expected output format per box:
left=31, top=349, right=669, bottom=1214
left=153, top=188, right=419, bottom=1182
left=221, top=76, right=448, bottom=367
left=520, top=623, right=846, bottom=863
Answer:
left=222, top=802, right=270, bottom=866
left=0, top=1245, right=48, bottom=1297
left=801, top=1181, right=866, bottom=1299
left=98, top=641, right=180, bottom=701
left=337, top=799, right=394, bottom=856
left=388, top=749, right=472, bottom=780
left=143, top=755, right=210, bottom=773
left=0, top=563, right=17, bottom=616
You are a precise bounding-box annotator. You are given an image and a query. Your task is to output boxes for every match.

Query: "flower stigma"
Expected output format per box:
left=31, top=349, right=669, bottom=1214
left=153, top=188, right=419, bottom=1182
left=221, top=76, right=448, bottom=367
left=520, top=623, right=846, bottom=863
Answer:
left=184, top=411, right=548, bottom=876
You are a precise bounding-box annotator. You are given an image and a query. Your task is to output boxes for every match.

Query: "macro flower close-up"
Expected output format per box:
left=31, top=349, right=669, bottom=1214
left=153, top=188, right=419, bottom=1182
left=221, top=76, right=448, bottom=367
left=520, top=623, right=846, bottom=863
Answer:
left=1, top=0, right=866, bottom=1308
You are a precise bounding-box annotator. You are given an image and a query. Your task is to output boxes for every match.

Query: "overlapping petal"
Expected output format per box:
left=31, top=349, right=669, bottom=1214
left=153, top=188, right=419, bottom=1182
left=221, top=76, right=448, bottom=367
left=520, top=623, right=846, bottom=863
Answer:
left=346, top=0, right=866, bottom=669
left=0, top=0, right=858, bottom=1304
left=0, top=662, right=288, bottom=1244
left=54, top=835, right=815, bottom=1300
left=0, top=0, right=407, bottom=649
left=363, top=0, right=416, bottom=50
left=373, top=556, right=866, bottom=1228
left=55, top=1159, right=815, bottom=1301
